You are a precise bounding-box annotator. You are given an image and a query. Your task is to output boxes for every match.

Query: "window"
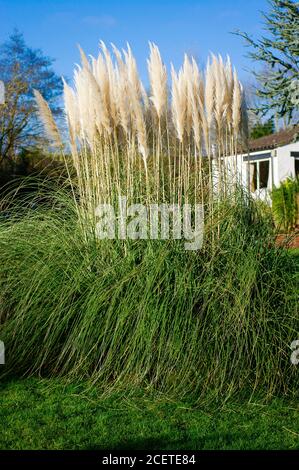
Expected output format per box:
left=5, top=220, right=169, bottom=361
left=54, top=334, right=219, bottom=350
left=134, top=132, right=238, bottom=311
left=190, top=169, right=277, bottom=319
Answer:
left=259, top=160, right=270, bottom=188
left=249, top=160, right=270, bottom=192
left=291, top=152, right=299, bottom=178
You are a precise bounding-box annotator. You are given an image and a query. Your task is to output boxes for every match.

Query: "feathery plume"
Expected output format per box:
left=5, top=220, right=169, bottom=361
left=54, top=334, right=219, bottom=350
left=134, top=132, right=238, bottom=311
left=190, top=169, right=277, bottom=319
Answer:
left=34, top=89, right=62, bottom=148
left=205, top=57, right=215, bottom=130
left=213, top=54, right=227, bottom=132
left=62, top=78, right=80, bottom=156
left=78, top=45, right=90, bottom=70
left=224, top=55, right=233, bottom=129
left=130, top=82, right=148, bottom=164
left=232, top=69, right=242, bottom=137
left=100, top=41, right=119, bottom=128
left=189, top=58, right=204, bottom=150
left=111, top=44, right=131, bottom=135
left=182, top=54, right=193, bottom=136
left=171, top=64, right=187, bottom=142
left=147, top=42, right=167, bottom=120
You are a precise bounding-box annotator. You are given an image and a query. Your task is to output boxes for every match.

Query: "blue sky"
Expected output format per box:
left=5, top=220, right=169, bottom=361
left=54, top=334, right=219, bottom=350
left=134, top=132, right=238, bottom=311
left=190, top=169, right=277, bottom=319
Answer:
left=0, top=0, right=269, bottom=84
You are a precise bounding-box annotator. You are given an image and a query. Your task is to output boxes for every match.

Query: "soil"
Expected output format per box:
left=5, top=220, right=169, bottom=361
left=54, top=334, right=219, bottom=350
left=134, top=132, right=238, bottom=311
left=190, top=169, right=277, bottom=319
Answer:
left=276, top=230, right=299, bottom=249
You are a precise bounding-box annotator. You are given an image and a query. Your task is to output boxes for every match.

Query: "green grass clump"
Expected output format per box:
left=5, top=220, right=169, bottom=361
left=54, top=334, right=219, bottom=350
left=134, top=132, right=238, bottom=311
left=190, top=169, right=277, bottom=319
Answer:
left=0, top=185, right=298, bottom=402
left=271, top=177, right=299, bottom=232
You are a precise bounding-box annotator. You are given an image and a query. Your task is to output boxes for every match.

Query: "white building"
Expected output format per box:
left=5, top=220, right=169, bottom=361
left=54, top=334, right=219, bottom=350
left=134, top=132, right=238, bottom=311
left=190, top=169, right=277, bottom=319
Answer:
left=224, top=126, right=299, bottom=202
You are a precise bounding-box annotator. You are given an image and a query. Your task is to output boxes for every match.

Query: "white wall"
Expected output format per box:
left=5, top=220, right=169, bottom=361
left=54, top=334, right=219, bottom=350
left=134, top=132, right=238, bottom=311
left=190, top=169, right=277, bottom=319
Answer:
left=223, top=150, right=273, bottom=190
left=223, top=141, right=299, bottom=196
left=274, top=141, right=299, bottom=185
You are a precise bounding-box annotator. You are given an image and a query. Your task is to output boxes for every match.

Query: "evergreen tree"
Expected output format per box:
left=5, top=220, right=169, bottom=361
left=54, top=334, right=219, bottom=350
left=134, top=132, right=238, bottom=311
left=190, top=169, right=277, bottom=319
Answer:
left=251, top=118, right=275, bottom=139
left=236, top=1, right=299, bottom=123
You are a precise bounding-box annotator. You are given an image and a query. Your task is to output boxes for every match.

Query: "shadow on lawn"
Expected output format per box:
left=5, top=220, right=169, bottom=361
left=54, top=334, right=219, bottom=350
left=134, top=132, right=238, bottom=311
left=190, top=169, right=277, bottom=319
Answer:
left=85, top=434, right=237, bottom=451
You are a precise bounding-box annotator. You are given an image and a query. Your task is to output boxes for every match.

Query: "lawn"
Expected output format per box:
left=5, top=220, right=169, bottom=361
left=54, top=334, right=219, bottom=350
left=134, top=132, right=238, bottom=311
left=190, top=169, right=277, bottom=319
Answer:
left=0, top=378, right=298, bottom=450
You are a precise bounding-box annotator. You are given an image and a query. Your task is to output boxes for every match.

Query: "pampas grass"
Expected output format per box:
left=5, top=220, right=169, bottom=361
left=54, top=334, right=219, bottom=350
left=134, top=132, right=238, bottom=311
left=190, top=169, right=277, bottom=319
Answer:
left=1, top=42, right=297, bottom=404
left=34, top=41, right=248, bottom=214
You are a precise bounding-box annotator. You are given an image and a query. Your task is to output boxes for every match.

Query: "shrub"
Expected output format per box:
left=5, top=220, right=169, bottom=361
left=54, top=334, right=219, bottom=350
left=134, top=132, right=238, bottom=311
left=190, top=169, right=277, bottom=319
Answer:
left=272, top=177, right=299, bottom=232
left=0, top=186, right=297, bottom=402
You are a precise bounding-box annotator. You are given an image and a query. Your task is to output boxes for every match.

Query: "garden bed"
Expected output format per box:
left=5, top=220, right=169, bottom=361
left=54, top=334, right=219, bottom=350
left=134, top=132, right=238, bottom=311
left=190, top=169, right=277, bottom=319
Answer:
left=276, top=230, right=299, bottom=249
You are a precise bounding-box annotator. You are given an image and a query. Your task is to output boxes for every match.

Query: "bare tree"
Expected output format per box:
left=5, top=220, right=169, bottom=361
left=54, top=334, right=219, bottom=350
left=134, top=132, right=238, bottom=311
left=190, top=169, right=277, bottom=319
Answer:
left=0, top=30, right=62, bottom=169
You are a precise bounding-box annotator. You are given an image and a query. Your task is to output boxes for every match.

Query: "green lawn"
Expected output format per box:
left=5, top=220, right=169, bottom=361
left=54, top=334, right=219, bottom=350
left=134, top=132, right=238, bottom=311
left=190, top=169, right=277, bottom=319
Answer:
left=0, top=378, right=298, bottom=450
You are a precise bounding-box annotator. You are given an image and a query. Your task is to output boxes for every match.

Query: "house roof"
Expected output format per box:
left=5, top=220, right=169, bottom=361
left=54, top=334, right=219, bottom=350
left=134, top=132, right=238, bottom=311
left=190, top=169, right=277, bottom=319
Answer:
left=249, top=126, right=299, bottom=152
